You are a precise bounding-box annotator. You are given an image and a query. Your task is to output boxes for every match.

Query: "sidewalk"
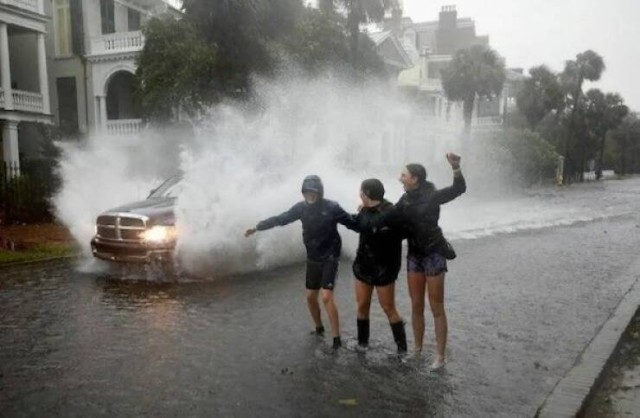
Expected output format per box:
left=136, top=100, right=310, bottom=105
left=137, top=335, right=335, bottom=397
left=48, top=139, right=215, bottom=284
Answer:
left=0, top=223, right=77, bottom=266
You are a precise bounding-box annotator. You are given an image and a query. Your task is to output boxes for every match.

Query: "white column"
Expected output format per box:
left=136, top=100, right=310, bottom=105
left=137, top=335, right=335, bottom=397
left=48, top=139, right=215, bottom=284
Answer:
left=0, top=23, right=13, bottom=110
left=38, top=0, right=44, bottom=15
left=37, top=33, right=50, bottom=114
left=2, top=121, right=19, bottom=170
left=99, top=95, right=107, bottom=132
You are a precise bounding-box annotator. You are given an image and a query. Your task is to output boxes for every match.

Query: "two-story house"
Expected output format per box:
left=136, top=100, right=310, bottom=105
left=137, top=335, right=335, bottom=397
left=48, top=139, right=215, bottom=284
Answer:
left=46, top=0, right=177, bottom=138
left=0, top=0, right=52, bottom=169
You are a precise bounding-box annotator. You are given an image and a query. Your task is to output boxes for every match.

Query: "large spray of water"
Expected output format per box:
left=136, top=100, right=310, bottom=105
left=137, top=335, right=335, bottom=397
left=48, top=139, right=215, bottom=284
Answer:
left=53, top=73, right=629, bottom=277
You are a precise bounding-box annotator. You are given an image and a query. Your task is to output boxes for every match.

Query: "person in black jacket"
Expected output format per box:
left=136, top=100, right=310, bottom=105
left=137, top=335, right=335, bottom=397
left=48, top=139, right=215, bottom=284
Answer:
left=352, top=179, right=407, bottom=354
left=245, top=175, right=356, bottom=349
left=397, top=153, right=466, bottom=369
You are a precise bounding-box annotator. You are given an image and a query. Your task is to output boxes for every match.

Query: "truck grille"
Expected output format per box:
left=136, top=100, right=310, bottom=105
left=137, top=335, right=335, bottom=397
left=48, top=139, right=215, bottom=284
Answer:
left=96, top=214, right=147, bottom=242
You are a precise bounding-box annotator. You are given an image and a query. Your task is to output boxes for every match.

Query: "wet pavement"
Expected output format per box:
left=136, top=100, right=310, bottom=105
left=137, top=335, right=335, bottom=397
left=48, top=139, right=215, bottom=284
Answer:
left=2, top=180, right=640, bottom=417
left=582, top=309, right=640, bottom=418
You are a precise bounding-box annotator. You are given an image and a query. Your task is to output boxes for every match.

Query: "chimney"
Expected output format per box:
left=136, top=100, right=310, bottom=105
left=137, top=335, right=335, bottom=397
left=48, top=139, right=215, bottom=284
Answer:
left=439, top=5, right=457, bottom=30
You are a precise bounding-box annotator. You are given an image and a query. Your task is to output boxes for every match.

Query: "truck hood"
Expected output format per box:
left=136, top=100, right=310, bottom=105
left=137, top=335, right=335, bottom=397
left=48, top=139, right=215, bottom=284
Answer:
left=106, top=197, right=176, bottom=226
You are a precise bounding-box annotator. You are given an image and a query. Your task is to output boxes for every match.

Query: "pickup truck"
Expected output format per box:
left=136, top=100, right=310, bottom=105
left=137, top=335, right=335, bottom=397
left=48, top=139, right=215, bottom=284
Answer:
left=90, top=174, right=181, bottom=264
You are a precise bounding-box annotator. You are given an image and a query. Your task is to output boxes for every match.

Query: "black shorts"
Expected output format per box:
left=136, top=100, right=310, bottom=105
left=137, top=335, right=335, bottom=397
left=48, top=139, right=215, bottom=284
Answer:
left=306, top=258, right=339, bottom=290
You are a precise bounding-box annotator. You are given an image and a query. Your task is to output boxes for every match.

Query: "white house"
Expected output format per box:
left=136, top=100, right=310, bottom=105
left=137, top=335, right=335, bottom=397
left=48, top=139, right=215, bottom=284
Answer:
left=0, top=0, right=53, bottom=169
left=46, top=0, right=178, bottom=138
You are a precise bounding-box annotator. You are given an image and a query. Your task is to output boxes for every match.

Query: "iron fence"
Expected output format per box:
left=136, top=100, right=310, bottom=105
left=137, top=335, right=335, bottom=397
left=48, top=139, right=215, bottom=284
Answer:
left=0, top=160, right=58, bottom=224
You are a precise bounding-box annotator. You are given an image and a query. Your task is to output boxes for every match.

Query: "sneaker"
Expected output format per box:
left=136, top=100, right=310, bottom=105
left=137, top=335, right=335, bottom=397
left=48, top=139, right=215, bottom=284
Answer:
left=430, top=357, right=446, bottom=370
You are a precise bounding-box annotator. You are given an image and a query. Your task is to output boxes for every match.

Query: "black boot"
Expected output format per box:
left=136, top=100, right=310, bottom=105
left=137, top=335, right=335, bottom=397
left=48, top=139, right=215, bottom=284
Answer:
left=390, top=321, right=407, bottom=354
left=311, top=325, right=325, bottom=336
left=332, top=336, right=342, bottom=349
left=357, top=318, right=370, bottom=348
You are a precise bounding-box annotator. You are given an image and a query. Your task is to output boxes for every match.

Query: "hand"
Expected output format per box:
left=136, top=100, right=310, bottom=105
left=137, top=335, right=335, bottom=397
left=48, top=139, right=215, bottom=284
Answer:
left=446, top=152, right=461, bottom=169
left=245, top=228, right=257, bottom=237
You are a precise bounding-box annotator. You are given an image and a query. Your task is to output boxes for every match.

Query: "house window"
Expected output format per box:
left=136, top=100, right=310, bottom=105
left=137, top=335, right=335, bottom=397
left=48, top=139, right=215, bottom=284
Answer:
left=100, top=0, right=115, bottom=34
left=128, top=8, right=141, bottom=31
left=54, top=0, right=72, bottom=56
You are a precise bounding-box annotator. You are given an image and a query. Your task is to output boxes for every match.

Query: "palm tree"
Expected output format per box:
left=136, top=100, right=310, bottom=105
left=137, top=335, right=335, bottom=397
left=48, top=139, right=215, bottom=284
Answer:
left=441, top=44, right=506, bottom=136
left=560, top=50, right=605, bottom=183
left=516, top=65, right=564, bottom=131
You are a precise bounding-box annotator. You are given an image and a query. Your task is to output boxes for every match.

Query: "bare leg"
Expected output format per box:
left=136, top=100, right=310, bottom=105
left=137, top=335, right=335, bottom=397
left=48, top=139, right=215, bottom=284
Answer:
left=376, top=282, right=402, bottom=324
left=407, top=272, right=427, bottom=353
left=306, top=289, right=322, bottom=329
left=426, top=273, right=447, bottom=365
left=355, top=280, right=374, bottom=319
left=321, top=289, right=340, bottom=338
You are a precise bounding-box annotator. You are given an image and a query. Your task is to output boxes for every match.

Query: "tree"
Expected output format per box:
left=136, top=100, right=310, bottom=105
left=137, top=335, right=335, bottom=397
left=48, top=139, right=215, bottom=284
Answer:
left=560, top=50, right=605, bottom=183
left=611, top=114, right=640, bottom=175
left=583, top=89, right=628, bottom=179
left=516, top=65, right=564, bottom=130
left=181, top=0, right=304, bottom=96
left=135, top=16, right=217, bottom=122
left=441, top=44, right=506, bottom=135
left=340, top=0, right=397, bottom=68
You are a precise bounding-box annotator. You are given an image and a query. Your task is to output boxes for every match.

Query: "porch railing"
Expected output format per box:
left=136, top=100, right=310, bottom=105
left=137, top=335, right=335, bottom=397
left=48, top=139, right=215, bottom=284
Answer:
left=12, top=90, right=43, bottom=113
left=90, top=31, right=144, bottom=55
left=106, top=119, right=143, bottom=136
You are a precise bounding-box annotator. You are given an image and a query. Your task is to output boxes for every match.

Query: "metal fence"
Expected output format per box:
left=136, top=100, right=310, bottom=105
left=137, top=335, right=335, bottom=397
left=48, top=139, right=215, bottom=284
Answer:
left=0, top=160, right=58, bottom=224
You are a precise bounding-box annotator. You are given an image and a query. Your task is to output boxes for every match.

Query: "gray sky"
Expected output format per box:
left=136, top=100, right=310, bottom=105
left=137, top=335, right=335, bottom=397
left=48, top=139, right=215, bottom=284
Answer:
left=403, top=0, right=640, bottom=110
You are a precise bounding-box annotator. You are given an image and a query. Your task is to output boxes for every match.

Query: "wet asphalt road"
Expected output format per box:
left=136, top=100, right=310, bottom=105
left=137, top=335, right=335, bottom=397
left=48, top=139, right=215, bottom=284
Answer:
left=2, top=183, right=640, bottom=417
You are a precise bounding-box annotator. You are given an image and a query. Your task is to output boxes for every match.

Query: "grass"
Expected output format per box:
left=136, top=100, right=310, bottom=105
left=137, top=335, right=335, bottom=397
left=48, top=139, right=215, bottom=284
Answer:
left=0, top=244, right=78, bottom=266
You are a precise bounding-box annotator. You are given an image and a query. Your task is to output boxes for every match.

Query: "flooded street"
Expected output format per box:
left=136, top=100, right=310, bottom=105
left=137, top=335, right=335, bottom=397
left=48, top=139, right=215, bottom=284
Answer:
left=2, top=179, right=640, bottom=417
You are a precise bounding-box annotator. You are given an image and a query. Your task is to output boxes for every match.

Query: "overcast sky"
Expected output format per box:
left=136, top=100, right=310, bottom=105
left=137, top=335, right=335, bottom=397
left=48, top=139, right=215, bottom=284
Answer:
left=403, top=0, right=640, bottom=110
left=168, top=0, right=639, bottom=111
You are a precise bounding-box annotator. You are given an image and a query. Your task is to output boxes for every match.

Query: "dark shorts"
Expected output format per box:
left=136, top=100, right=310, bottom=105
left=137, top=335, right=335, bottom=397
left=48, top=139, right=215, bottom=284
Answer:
left=407, top=253, right=448, bottom=276
left=354, top=274, right=397, bottom=288
left=306, top=258, right=339, bottom=290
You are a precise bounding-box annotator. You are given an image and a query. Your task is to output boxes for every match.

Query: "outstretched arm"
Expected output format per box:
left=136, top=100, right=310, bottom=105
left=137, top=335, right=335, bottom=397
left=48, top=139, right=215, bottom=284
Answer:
left=334, top=204, right=359, bottom=232
left=245, top=203, right=303, bottom=237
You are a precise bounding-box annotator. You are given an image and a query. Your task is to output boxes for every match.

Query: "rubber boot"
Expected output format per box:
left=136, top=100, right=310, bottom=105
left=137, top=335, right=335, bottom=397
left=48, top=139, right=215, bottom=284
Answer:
left=312, top=325, right=325, bottom=336
left=390, top=321, right=407, bottom=354
left=332, top=336, right=342, bottom=349
left=357, top=318, right=370, bottom=348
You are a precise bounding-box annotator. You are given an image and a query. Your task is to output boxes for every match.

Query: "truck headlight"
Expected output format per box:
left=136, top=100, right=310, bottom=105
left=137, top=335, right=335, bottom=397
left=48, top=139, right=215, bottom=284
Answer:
left=141, top=225, right=177, bottom=243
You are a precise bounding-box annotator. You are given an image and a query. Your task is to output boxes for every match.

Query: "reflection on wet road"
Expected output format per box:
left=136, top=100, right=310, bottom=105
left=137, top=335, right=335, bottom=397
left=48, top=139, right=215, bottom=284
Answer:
left=2, top=184, right=640, bottom=416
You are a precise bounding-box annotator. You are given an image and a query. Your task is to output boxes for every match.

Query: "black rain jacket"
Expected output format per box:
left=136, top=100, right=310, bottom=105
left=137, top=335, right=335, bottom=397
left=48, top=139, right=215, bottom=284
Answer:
left=395, top=173, right=466, bottom=257
left=256, top=176, right=356, bottom=261
left=351, top=200, right=403, bottom=284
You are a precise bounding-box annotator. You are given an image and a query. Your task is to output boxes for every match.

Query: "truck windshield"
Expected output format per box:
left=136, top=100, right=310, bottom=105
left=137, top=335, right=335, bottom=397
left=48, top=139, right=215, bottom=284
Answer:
left=148, top=175, right=184, bottom=199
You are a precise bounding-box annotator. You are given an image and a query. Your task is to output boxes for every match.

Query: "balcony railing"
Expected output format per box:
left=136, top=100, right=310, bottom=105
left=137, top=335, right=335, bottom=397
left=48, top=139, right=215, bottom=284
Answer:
left=106, top=119, right=143, bottom=136
left=13, top=90, right=43, bottom=113
left=90, top=31, right=144, bottom=56
left=0, top=0, right=41, bottom=14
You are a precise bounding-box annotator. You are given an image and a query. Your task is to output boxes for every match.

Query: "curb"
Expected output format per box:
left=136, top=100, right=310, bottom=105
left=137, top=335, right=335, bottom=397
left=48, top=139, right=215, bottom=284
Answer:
left=0, top=254, right=79, bottom=270
left=535, top=260, right=640, bottom=417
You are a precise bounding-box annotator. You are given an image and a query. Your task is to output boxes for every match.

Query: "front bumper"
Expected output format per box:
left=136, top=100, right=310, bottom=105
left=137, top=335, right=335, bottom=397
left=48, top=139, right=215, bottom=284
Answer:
left=91, top=237, right=175, bottom=264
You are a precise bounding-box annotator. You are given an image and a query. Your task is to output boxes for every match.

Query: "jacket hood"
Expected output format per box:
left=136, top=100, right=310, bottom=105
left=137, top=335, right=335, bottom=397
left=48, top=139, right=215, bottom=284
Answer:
left=301, top=175, right=324, bottom=198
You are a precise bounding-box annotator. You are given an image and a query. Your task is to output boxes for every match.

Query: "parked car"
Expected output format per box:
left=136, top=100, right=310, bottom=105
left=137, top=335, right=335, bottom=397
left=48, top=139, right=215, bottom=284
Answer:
left=90, top=174, right=181, bottom=264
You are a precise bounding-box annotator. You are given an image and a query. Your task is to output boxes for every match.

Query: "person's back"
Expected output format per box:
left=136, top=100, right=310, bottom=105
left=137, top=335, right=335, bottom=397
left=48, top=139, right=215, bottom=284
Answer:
left=353, top=200, right=402, bottom=284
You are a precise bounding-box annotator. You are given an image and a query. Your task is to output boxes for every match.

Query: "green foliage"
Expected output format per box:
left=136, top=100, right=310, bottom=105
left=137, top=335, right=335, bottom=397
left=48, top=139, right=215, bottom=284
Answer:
left=493, top=129, right=560, bottom=186
left=135, top=16, right=217, bottom=122
left=441, top=45, right=506, bottom=131
left=516, top=65, right=564, bottom=130
left=609, top=114, right=640, bottom=175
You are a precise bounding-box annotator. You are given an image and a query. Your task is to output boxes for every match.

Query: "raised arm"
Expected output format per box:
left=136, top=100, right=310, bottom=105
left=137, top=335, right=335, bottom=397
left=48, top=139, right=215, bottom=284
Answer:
left=432, top=153, right=466, bottom=205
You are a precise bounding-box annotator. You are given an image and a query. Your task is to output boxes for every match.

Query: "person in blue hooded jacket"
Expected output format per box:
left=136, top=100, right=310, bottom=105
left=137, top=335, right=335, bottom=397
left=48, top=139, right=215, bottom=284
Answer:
left=245, top=175, right=356, bottom=349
